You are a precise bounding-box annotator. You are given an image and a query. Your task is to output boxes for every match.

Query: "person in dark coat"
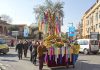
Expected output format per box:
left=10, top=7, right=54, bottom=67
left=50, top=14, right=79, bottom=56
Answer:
left=16, top=40, right=24, bottom=60
left=29, top=40, right=34, bottom=61
left=32, top=41, right=40, bottom=65
left=23, top=41, right=29, bottom=57
left=11, top=39, right=14, bottom=47
left=42, top=45, right=47, bottom=63
left=37, top=41, right=44, bottom=70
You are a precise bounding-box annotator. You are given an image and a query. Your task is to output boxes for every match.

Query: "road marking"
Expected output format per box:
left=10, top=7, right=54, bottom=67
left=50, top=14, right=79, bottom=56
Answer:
left=0, top=63, right=11, bottom=70
left=0, top=66, right=6, bottom=70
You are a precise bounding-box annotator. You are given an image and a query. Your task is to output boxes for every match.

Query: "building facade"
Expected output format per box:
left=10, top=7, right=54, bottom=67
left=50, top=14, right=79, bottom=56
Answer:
left=0, top=18, right=10, bottom=36
left=82, top=0, right=100, bottom=38
left=8, top=24, right=26, bottom=38
left=17, top=24, right=26, bottom=36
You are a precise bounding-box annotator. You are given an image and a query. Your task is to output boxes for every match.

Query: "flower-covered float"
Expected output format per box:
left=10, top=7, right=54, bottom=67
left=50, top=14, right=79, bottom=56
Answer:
left=36, top=2, right=78, bottom=67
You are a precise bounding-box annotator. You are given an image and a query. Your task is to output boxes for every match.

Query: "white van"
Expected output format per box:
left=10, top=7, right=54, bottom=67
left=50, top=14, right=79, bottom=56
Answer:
left=77, top=39, right=99, bottom=54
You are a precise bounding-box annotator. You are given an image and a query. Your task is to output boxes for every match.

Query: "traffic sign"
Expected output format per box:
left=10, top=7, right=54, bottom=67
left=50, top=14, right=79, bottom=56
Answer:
left=68, top=26, right=75, bottom=37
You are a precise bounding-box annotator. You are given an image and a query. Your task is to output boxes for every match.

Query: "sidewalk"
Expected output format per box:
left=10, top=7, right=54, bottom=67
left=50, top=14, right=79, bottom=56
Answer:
left=9, top=46, right=16, bottom=49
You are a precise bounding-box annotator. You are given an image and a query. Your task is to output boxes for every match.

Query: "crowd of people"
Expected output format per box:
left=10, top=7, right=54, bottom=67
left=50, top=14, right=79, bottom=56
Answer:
left=16, top=40, right=47, bottom=70
left=15, top=39, right=80, bottom=70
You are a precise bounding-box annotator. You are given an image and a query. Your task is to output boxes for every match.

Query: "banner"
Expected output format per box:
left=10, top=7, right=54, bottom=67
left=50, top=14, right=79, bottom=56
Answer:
left=68, top=26, right=75, bottom=37
left=23, top=26, right=29, bottom=37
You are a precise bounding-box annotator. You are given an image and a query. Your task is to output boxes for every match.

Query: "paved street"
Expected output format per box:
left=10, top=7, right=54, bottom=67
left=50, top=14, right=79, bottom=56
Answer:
left=0, top=48, right=100, bottom=70
left=0, top=48, right=50, bottom=70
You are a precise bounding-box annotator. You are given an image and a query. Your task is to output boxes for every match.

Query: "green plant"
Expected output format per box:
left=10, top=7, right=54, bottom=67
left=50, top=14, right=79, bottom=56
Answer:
left=62, top=39, right=67, bottom=43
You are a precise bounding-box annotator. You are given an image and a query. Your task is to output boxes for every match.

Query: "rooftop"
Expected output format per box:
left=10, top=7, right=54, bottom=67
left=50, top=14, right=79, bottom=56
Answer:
left=85, top=0, right=99, bottom=15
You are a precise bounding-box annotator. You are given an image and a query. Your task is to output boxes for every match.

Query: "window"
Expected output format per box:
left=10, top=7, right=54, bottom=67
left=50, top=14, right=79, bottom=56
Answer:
left=96, top=24, right=98, bottom=29
left=87, top=20, right=89, bottom=25
left=86, top=19, right=89, bottom=25
left=94, top=25, right=95, bottom=29
left=0, top=39, right=6, bottom=44
left=90, top=16, right=93, bottom=24
left=93, top=25, right=95, bottom=32
left=88, top=28, right=90, bottom=33
left=91, top=26, right=93, bottom=30
left=86, top=28, right=89, bottom=33
left=78, top=40, right=88, bottom=45
left=90, top=40, right=98, bottom=45
left=90, top=28, right=91, bottom=32
left=95, top=13, right=98, bottom=20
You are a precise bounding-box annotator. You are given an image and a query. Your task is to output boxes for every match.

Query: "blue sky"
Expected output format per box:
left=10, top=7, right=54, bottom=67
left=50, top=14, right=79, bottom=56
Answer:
left=0, top=0, right=96, bottom=33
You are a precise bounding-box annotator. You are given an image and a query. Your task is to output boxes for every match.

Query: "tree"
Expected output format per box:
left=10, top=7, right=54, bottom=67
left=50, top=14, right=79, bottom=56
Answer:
left=34, top=0, right=64, bottom=21
left=34, top=0, right=64, bottom=38
left=32, top=27, right=38, bottom=32
left=0, top=14, right=12, bottom=23
left=31, top=27, right=39, bottom=39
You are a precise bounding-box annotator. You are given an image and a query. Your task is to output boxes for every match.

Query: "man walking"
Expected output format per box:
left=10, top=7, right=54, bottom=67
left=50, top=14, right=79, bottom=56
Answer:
left=32, top=41, right=40, bottom=65
left=29, top=40, right=34, bottom=62
left=23, top=41, right=29, bottom=57
left=16, top=40, right=24, bottom=60
left=37, top=41, right=44, bottom=70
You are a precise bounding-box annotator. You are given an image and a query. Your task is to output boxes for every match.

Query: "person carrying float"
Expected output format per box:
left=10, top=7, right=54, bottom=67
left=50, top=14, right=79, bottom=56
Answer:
left=71, top=41, right=80, bottom=66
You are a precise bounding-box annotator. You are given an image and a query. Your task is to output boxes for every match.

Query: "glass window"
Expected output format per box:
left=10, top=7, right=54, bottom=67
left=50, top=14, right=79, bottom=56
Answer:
left=90, top=16, right=93, bottom=24
left=96, top=24, right=98, bottom=29
left=87, top=20, right=89, bottom=25
left=90, top=40, right=98, bottom=45
left=78, top=40, right=88, bottom=45
left=95, top=13, right=98, bottom=20
left=83, top=41, right=88, bottom=45
left=93, top=25, right=95, bottom=31
left=0, top=39, right=6, bottom=44
left=90, top=28, right=91, bottom=32
left=88, top=28, right=89, bottom=33
left=86, top=28, right=89, bottom=33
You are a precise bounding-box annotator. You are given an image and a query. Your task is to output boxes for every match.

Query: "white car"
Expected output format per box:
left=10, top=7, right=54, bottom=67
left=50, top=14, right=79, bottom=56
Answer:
left=77, top=39, right=99, bottom=54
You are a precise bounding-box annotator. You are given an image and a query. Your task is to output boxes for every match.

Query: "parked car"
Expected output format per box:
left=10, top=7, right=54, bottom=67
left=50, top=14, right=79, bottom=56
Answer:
left=0, top=38, right=9, bottom=54
left=77, top=39, right=99, bottom=54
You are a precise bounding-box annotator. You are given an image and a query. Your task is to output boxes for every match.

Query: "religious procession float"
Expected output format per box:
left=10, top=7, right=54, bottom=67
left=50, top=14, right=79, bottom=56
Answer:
left=37, top=1, right=79, bottom=68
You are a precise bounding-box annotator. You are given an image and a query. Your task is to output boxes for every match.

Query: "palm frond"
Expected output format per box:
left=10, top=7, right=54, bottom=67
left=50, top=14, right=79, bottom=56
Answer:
left=34, top=0, right=64, bottom=20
